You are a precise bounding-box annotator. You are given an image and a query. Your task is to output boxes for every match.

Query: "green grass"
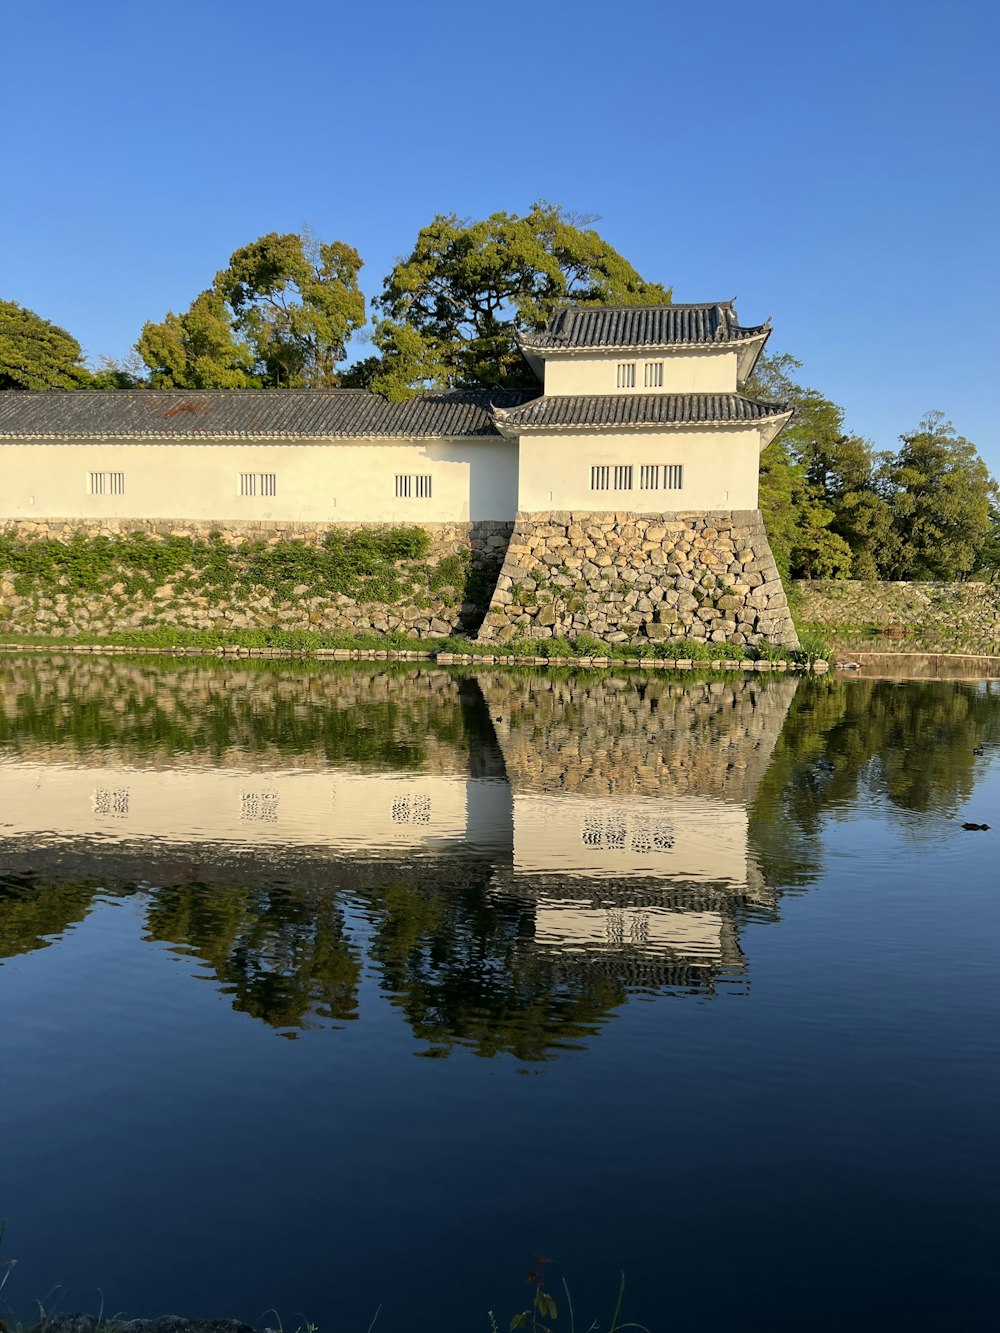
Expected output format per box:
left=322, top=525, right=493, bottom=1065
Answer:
left=0, top=625, right=830, bottom=665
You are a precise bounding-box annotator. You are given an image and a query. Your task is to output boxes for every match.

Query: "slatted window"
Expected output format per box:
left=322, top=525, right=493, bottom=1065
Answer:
left=396, top=474, right=432, bottom=498
left=590, top=465, right=610, bottom=491
left=640, top=465, right=660, bottom=490
left=664, top=464, right=684, bottom=489
left=615, top=362, right=636, bottom=388
left=643, top=361, right=664, bottom=388
left=88, top=472, right=125, bottom=495
left=240, top=473, right=277, bottom=496
left=613, top=464, right=633, bottom=490
left=93, top=787, right=129, bottom=817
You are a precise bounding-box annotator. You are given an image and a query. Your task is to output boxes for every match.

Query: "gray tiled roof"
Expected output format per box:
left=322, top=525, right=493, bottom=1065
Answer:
left=493, top=393, right=790, bottom=432
left=0, top=389, right=534, bottom=440
left=520, top=302, right=768, bottom=351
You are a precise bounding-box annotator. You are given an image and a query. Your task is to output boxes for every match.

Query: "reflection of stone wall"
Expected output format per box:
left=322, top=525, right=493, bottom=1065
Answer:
left=0, top=656, right=488, bottom=774
left=478, top=672, right=799, bottom=803
left=478, top=510, right=799, bottom=648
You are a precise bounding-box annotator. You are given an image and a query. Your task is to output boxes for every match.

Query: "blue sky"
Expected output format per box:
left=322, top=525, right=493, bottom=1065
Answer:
left=3, top=0, right=998, bottom=470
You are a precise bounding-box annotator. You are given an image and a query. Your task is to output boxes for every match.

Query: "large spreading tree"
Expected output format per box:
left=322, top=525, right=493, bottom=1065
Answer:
left=344, top=201, right=670, bottom=397
left=138, top=231, right=366, bottom=389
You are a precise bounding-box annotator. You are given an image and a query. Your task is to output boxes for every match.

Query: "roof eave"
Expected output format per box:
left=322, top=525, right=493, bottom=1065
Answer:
left=517, top=334, right=769, bottom=358
left=735, top=326, right=772, bottom=382
left=492, top=416, right=790, bottom=436
left=758, top=410, right=794, bottom=451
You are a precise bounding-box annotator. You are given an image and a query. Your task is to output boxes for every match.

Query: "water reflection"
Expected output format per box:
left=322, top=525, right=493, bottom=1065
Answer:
left=0, top=657, right=997, bottom=1057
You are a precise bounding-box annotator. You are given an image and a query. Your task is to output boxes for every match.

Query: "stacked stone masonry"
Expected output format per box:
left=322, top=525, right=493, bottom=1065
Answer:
left=0, top=518, right=513, bottom=640
left=478, top=510, right=799, bottom=649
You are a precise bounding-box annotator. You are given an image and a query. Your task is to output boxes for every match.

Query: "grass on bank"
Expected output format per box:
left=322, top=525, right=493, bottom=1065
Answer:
left=0, top=625, right=831, bottom=665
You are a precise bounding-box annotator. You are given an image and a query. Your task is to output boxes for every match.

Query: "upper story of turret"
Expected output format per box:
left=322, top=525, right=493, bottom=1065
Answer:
left=518, top=301, right=770, bottom=397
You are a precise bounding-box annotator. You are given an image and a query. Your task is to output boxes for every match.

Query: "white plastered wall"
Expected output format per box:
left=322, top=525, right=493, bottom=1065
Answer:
left=543, top=349, right=738, bottom=396
left=0, top=437, right=519, bottom=524
left=516, top=427, right=762, bottom=512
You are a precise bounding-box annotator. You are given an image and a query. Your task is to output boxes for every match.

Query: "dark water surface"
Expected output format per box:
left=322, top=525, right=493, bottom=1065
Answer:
left=1, top=657, right=997, bottom=1332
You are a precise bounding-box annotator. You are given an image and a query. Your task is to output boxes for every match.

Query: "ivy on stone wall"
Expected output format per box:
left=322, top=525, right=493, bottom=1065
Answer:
left=0, top=527, right=433, bottom=603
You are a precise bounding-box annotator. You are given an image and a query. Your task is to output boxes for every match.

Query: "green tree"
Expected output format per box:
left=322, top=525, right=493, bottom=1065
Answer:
left=0, top=299, right=92, bottom=389
left=137, top=289, right=257, bottom=388
left=346, top=202, right=669, bottom=397
left=752, top=353, right=892, bottom=579
left=138, top=231, right=365, bottom=388
left=881, top=412, right=999, bottom=579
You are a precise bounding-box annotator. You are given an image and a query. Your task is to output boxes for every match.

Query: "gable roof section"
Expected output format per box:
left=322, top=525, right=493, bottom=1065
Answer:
left=0, top=388, right=534, bottom=440
left=519, top=303, right=769, bottom=353
left=492, top=393, right=790, bottom=433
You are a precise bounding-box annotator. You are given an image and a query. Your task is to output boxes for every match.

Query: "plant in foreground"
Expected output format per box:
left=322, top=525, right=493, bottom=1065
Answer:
left=506, top=1259, right=648, bottom=1333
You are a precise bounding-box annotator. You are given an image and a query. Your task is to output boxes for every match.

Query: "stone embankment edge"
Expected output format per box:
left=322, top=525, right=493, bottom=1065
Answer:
left=0, top=641, right=830, bottom=672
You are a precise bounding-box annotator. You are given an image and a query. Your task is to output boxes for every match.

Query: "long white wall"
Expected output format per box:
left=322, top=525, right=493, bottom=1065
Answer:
left=543, top=349, right=738, bottom=396
left=0, top=437, right=518, bottom=524
left=516, top=428, right=761, bottom=513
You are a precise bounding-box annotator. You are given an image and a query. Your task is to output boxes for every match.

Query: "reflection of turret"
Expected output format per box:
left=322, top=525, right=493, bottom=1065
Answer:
left=475, top=672, right=798, bottom=999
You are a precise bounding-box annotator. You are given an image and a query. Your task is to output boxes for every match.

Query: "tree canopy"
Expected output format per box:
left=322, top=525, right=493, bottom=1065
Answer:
left=754, top=354, right=998, bottom=581
left=343, top=202, right=670, bottom=397
left=0, top=300, right=92, bottom=390
left=138, top=231, right=366, bottom=388
left=881, top=412, right=998, bottom=579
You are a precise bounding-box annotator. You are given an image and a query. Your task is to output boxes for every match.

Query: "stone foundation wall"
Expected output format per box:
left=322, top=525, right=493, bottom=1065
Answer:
left=478, top=510, right=799, bottom=649
left=793, top=579, right=1000, bottom=654
left=0, top=516, right=512, bottom=555
left=0, top=518, right=513, bottom=639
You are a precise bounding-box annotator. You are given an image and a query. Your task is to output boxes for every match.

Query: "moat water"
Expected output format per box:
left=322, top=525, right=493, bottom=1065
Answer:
left=1, top=658, right=997, bottom=1332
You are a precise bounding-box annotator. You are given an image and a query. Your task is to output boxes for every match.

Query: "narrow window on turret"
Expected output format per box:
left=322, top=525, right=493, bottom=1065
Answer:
left=640, top=465, right=659, bottom=490
left=644, top=362, right=664, bottom=388
left=664, top=465, right=684, bottom=489
left=590, top=466, right=610, bottom=490
left=613, top=465, right=633, bottom=490
left=615, top=362, right=636, bottom=388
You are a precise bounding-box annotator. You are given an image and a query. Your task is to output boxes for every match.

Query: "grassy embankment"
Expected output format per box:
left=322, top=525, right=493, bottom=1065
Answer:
left=0, top=528, right=829, bottom=665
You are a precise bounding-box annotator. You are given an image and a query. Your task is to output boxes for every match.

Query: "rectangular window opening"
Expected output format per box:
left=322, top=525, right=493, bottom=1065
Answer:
left=88, top=472, right=125, bottom=496
left=615, top=362, right=636, bottom=389
left=239, top=473, right=276, bottom=497
left=590, top=465, right=610, bottom=491
left=640, top=464, right=660, bottom=490
left=613, top=464, right=633, bottom=490
left=396, top=474, right=432, bottom=499
left=643, top=362, right=664, bottom=388
left=664, top=464, right=684, bottom=490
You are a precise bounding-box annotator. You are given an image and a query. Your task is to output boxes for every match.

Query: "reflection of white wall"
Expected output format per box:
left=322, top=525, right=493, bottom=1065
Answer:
left=0, top=763, right=511, bottom=855
left=534, top=900, right=724, bottom=960
left=512, top=793, right=748, bottom=885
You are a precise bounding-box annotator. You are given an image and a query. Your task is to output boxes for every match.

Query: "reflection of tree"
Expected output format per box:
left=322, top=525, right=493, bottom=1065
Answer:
left=0, top=876, right=100, bottom=962
left=751, top=678, right=1000, bottom=888
left=367, top=879, right=629, bottom=1060
left=143, top=884, right=362, bottom=1034
left=0, top=658, right=481, bottom=771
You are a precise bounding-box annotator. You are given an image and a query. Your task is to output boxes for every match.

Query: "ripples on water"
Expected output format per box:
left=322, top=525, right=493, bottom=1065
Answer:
left=0, top=658, right=997, bottom=1331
